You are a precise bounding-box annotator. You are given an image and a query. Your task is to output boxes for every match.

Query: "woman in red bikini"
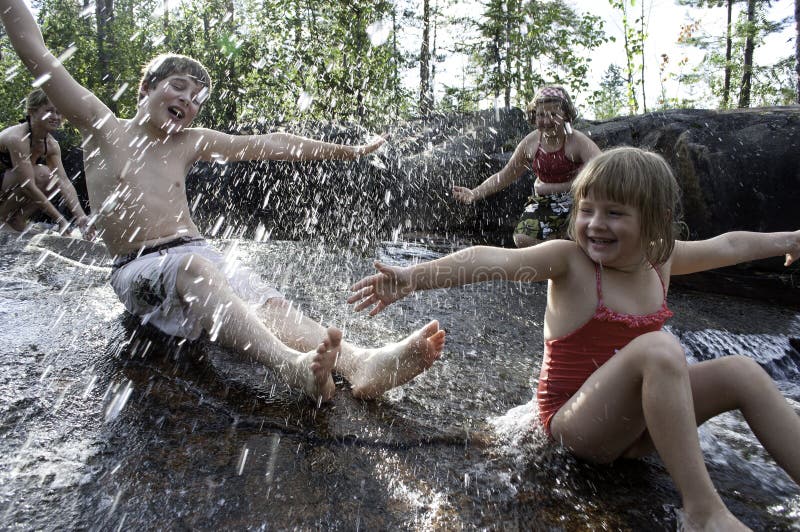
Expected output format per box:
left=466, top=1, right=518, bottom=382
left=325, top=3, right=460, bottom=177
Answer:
left=452, top=85, right=600, bottom=247
left=351, top=147, right=800, bottom=531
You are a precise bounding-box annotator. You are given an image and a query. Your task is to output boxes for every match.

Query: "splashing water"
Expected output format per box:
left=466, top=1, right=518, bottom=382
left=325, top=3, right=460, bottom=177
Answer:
left=366, top=20, right=391, bottom=46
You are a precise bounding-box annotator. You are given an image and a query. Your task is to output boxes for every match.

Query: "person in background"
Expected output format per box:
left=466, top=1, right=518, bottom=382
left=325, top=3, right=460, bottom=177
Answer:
left=0, top=88, right=92, bottom=237
left=453, top=85, right=600, bottom=247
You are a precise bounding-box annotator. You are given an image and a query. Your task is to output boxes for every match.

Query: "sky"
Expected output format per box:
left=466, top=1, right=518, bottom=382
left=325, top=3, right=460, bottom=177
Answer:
left=569, top=0, right=796, bottom=113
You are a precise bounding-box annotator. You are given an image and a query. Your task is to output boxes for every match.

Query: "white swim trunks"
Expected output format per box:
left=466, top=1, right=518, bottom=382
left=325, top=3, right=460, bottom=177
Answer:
left=110, top=239, right=283, bottom=340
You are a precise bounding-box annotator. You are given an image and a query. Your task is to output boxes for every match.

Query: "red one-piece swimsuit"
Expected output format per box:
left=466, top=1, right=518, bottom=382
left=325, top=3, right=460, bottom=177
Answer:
left=537, top=262, right=673, bottom=436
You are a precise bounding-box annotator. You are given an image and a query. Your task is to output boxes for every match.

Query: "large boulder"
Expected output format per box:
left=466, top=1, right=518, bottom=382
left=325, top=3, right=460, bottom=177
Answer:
left=61, top=107, right=800, bottom=306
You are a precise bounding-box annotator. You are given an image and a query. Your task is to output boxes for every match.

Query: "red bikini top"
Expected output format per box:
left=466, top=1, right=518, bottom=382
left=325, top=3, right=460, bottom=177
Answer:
left=532, top=142, right=582, bottom=184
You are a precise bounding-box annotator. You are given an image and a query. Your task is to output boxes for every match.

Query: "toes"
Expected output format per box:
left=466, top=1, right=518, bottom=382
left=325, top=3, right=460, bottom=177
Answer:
left=420, top=320, right=439, bottom=337
left=327, top=327, right=343, bottom=347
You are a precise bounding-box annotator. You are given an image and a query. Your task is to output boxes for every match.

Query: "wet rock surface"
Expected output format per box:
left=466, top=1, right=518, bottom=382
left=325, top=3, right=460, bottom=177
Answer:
left=1, top=233, right=799, bottom=529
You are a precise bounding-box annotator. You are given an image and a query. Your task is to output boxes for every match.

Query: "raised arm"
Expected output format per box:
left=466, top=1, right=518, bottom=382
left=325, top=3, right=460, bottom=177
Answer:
left=452, top=132, right=536, bottom=204
left=348, top=239, right=574, bottom=315
left=191, top=129, right=385, bottom=163
left=0, top=0, right=114, bottom=132
left=670, top=230, right=800, bottom=276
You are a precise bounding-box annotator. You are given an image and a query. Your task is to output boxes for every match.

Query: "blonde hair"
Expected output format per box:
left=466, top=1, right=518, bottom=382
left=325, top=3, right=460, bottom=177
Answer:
left=526, top=85, right=578, bottom=124
left=138, top=53, right=212, bottom=102
left=26, top=88, right=51, bottom=113
left=568, top=147, right=682, bottom=265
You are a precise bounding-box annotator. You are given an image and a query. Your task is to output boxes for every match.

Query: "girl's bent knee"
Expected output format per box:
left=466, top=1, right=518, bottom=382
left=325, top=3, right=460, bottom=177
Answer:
left=637, top=332, right=686, bottom=374
left=725, top=355, right=771, bottom=389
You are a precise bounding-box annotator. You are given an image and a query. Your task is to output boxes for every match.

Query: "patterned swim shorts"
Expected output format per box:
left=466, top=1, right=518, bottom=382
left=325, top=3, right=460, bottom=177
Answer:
left=514, top=191, right=573, bottom=241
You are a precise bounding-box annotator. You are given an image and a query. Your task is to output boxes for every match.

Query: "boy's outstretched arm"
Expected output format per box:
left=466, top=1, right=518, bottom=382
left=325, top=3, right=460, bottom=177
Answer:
left=0, top=0, right=112, bottom=132
left=348, top=240, right=573, bottom=315
left=193, top=129, right=386, bottom=163
left=671, top=230, right=800, bottom=276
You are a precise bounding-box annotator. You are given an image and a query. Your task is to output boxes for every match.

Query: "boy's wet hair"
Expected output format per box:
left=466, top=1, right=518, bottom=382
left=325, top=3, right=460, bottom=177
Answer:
left=26, top=88, right=51, bottom=113
left=138, top=53, right=212, bottom=102
left=568, top=147, right=682, bottom=265
left=526, top=85, right=578, bottom=125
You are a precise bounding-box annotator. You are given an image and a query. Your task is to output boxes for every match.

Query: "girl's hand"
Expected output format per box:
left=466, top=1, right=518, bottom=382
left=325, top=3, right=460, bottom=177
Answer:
left=348, top=261, right=415, bottom=316
left=75, top=215, right=96, bottom=241
left=452, top=186, right=476, bottom=204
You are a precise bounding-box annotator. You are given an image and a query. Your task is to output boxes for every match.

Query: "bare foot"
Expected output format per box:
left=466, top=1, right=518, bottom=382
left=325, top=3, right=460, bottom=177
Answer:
left=678, top=507, right=751, bottom=532
left=348, top=320, right=445, bottom=399
left=297, top=327, right=340, bottom=403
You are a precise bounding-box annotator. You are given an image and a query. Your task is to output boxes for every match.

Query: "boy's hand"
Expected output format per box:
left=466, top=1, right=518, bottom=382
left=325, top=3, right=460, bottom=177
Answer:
left=348, top=261, right=414, bottom=316
left=785, top=230, right=800, bottom=267
left=353, top=135, right=387, bottom=158
left=452, top=186, right=476, bottom=204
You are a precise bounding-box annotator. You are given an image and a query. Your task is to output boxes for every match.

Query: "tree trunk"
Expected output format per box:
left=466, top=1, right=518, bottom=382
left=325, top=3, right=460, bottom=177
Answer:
left=419, top=0, right=433, bottom=115
left=640, top=0, right=647, bottom=113
left=95, top=0, right=116, bottom=114
left=795, top=0, right=799, bottom=104
left=504, top=0, right=512, bottom=109
left=221, top=0, right=237, bottom=125
left=738, top=0, right=756, bottom=108
left=162, top=0, right=170, bottom=48
left=723, top=0, right=733, bottom=107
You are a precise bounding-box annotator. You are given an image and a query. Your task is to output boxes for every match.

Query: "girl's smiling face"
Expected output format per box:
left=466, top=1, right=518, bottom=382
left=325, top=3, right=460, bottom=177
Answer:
left=30, top=102, right=62, bottom=132
left=534, top=101, right=566, bottom=138
left=575, top=192, right=645, bottom=269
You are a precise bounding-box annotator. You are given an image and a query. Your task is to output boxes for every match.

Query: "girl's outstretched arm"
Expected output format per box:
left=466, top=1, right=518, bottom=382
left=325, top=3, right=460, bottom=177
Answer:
left=348, top=239, right=574, bottom=315
left=671, top=230, right=800, bottom=276
left=452, top=131, right=536, bottom=204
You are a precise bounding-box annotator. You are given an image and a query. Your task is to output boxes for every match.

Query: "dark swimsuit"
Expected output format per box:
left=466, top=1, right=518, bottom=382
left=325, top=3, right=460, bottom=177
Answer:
left=0, top=118, right=49, bottom=190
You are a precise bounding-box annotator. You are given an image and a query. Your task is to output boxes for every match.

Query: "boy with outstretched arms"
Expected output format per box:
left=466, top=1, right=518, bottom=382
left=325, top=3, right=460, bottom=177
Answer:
left=0, top=0, right=445, bottom=402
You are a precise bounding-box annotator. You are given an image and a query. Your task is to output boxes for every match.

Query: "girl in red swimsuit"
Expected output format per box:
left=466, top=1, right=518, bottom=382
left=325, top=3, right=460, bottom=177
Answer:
left=351, top=147, right=800, bottom=531
left=452, top=85, right=600, bottom=248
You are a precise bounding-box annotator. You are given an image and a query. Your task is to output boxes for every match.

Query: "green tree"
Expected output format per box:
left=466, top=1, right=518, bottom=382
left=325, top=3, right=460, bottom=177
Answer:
left=589, top=64, right=627, bottom=119
left=608, top=0, right=646, bottom=114
left=678, top=0, right=790, bottom=108
left=457, top=0, right=607, bottom=110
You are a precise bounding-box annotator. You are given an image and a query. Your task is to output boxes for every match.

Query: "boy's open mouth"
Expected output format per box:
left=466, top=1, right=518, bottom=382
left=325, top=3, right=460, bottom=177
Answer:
left=168, top=106, right=185, bottom=119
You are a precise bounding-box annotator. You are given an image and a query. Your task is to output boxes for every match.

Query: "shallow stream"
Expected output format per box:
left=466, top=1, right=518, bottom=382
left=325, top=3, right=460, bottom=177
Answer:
left=1, top=232, right=799, bottom=529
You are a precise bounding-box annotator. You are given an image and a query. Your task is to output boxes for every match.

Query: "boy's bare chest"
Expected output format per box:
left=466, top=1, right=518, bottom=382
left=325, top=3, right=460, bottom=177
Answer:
left=85, top=136, right=194, bottom=212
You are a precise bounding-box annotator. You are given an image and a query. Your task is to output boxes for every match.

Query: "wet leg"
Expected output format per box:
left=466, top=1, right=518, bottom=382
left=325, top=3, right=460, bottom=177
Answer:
left=625, top=355, right=800, bottom=484
left=176, top=256, right=337, bottom=401
left=550, top=331, right=747, bottom=531
left=257, top=299, right=445, bottom=398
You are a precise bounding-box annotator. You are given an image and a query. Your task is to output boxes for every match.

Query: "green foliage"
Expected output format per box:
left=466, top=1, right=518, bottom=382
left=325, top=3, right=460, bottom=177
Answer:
left=607, top=0, right=647, bottom=114
left=589, top=64, right=627, bottom=119
left=453, top=0, right=607, bottom=111
left=678, top=0, right=792, bottom=108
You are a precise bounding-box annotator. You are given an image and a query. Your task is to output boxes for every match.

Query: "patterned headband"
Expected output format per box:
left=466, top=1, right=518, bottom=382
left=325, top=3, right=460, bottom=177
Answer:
left=536, top=87, right=566, bottom=100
